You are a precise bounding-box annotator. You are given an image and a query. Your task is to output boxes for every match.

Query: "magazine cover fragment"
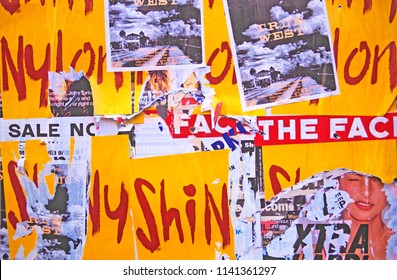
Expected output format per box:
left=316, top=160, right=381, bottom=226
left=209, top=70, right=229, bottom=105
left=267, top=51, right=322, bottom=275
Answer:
left=104, top=0, right=205, bottom=71
left=261, top=168, right=397, bottom=260
left=223, top=0, right=340, bottom=111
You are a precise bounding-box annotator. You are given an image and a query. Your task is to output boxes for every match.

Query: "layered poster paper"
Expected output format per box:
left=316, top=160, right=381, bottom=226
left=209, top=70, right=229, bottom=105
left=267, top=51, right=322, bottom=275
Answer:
left=133, top=67, right=211, bottom=113
left=104, top=0, right=205, bottom=71
left=261, top=169, right=397, bottom=260
left=132, top=111, right=264, bottom=259
left=0, top=140, right=90, bottom=260
left=0, top=1, right=133, bottom=119
left=223, top=0, right=339, bottom=111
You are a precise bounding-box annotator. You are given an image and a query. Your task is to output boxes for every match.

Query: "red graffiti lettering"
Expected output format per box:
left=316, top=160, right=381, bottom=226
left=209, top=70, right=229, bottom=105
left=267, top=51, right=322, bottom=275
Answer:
left=206, top=41, right=233, bottom=85
left=55, top=30, right=63, bottom=72
left=135, top=178, right=230, bottom=252
left=88, top=170, right=101, bottom=235
left=344, top=42, right=371, bottom=85
left=84, top=0, right=94, bottom=15
left=25, top=42, right=51, bottom=107
left=83, top=42, right=95, bottom=78
left=70, top=50, right=82, bottom=72
left=134, top=178, right=160, bottom=253
left=33, top=163, right=38, bottom=188
left=97, top=45, right=106, bottom=85
left=4, top=160, right=44, bottom=229
left=114, top=72, right=124, bottom=91
left=89, top=170, right=129, bottom=243
left=0, top=0, right=20, bottom=15
left=7, top=161, right=29, bottom=229
left=136, top=71, right=144, bottom=85
left=0, top=0, right=94, bottom=16
left=269, top=165, right=300, bottom=195
left=104, top=183, right=128, bottom=244
left=333, top=28, right=340, bottom=70
left=391, top=0, right=397, bottom=23
left=160, top=179, right=184, bottom=243
left=334, top=30, right=397, bottom=92
left=1, top=36, right=26, bottom=101
left=67, top=0, right=74, bottom=10
left=70, top=42, right=95, bottom=79
left=184, top=184, right=196, bottom=244
left=1, top=30, right=124, bottom=109
left=204, top=183, right=230, bottom=248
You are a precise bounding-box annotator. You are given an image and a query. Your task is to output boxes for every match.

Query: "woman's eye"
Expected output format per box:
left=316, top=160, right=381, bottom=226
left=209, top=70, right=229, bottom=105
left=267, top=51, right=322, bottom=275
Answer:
left=347, top=175, right=361, bottom=182
left=370, top=177, right=383, bottom=184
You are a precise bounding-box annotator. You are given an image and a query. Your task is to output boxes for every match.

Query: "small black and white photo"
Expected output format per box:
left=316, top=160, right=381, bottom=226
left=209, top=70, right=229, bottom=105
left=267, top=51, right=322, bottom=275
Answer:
left=224, top=0, right=340, bottom=111
left=105, top=0, right=205, bottom=71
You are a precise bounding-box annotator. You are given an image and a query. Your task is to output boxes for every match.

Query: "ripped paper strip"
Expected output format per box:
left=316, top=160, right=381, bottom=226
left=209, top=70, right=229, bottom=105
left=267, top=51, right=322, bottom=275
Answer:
left=261, top=168, right=397, bottom=260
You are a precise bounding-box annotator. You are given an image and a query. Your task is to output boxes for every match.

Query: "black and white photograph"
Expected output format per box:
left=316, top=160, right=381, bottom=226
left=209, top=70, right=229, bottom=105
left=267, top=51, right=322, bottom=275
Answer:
left=105, top=0, right=205, bottom=71
left=224, top=0, right=340, bottom=111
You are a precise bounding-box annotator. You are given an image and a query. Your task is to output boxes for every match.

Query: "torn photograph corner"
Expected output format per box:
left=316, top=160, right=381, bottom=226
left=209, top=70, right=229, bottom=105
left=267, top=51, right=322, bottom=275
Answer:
left=104, top=0, right=205, bottom=72
left=134, top=67, right=211, bottom=113
left=223, top=0, right=340, bottom=111
left=261, top=168, right=397, bottom=260
left=48, top=67, right=94, bottom=117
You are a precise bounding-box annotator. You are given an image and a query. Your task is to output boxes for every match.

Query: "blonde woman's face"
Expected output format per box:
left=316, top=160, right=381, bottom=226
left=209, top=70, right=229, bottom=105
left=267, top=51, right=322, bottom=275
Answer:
left=339, top=173, right=387, bottom=222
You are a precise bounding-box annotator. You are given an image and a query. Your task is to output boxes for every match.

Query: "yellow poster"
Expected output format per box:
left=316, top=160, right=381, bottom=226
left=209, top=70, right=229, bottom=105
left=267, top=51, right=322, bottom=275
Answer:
left=203, top=0, right=265, bottom=116
left=83, top=135, right=135, bottom=260
left=0, top=0, right=132, bottom=119
left=273, top=0, right=397, bottom=116
left=0, top=140, right=55, bottom=259
left=1, top=135, right=234, bottom=260
left=85, top=135, right=233, bottom=259
left=0, top=0, right=396, bottom=263
left=263, top=139, right=397, bottom=199
left=130, top=147, right=234, bottom=259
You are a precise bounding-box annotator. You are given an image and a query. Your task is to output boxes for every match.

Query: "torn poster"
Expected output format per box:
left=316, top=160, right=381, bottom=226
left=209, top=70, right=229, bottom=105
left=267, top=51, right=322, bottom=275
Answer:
left=95, top=66, right=214, bottom=153
left=1, top=140, right=91, bottom=260
left=254, top=113, right=397, bottom=146
left=49, top=67, right=94, bottom=117
left=104, top=0, right=205, bottom=71
left=261, top=168, right=397, bottom=260
left=134, top=67, right=211, bottom=113
left=83, top=135, right=234, bottom=259
left=0, top=150, right=10, bottom=260
left=223, top=0, right=339, bottom=111
left=132, top=109, right=264, bottom=259
left=0, top=1, right=133, bottom=119
left=0, top=117, right=96, bottom=142
left=1, top=132, right=235, bottom=259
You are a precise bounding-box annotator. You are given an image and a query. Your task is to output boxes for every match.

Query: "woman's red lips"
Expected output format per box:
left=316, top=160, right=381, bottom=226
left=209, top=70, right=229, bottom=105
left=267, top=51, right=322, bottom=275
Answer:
left=355, top=201, right=373, bottom=210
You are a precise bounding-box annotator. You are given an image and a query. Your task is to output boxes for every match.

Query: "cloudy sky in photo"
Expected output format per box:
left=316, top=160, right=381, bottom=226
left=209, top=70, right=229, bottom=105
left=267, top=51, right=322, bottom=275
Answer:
left=236, top=0, right=333, bottom=80
left=108, top=0, right=201, bottom=42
